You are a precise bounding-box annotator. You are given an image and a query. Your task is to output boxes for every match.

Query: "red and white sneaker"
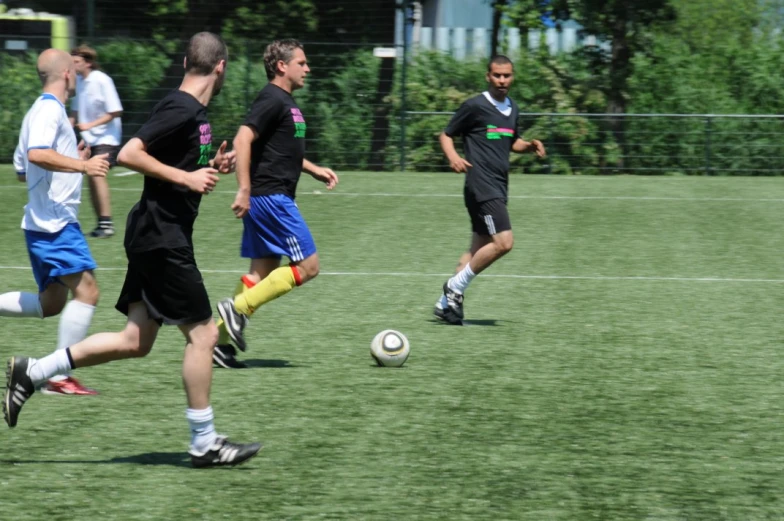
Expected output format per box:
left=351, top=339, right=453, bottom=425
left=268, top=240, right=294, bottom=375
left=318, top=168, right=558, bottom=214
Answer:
left=40, top=377, right=98, bottom=396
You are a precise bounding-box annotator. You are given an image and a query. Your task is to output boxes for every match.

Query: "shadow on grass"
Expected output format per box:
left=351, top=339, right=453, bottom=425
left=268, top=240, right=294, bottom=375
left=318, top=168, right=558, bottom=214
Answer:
left=0, top=452, right=192, bottom=468
left=242, top=359, right=295, bottom=368
left=428, top=318, right=501, bottom=327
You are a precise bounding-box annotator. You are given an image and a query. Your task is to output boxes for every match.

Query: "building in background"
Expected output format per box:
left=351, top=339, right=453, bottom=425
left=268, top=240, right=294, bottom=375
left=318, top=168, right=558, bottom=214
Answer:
left=395, top=0, right=594, bottom=59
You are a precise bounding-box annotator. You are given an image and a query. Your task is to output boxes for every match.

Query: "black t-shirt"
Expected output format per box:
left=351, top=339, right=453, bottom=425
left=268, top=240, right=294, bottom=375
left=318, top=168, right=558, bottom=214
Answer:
left=444, top=93, right=520, bottom=202
left=124, top=90, right=212, bottom=253
left=244, top=83, right=307, bottom=198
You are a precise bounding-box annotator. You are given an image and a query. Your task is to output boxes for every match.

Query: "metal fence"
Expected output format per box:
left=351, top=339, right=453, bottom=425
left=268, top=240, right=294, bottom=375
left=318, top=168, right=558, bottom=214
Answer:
left=402, top=112, right=784, bottom=175
left=3, top=34, right=784, bottom=174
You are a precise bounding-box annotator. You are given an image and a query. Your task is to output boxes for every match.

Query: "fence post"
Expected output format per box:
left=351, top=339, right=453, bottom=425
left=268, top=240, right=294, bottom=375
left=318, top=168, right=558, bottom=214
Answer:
left=547, top=114, right=554, bottom=174
left=704, top=116, right=712, bottom=176
left=87, top=0, right=96, bottom=40
left=399, top=1, right=411, bottom=172
left=244, top=40, right=252, bottom=109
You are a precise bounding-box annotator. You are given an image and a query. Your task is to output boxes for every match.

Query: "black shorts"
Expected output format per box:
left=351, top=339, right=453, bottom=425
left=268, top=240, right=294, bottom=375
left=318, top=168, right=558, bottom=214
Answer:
left=115, top=247, right=212, bottom=326
left=465, top=196, right=511, bottom=236
left=91, top=144, right=120, bottom=168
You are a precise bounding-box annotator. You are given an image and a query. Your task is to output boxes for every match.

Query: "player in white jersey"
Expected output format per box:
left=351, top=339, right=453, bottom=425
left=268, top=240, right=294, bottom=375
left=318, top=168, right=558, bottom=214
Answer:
left=70, top=45, right=123, bottom=239
left=0, top=49, right=110, bottom=395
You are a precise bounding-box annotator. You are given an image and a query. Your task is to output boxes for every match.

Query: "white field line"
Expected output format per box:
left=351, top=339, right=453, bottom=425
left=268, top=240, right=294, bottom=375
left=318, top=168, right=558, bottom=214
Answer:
left=1, top=184, right=782, bottom=202
left=88, top=187, right=784, bottom=202
left=113, top=170, right=138, bottom=177
left=0, top=264, right=780, bottom=283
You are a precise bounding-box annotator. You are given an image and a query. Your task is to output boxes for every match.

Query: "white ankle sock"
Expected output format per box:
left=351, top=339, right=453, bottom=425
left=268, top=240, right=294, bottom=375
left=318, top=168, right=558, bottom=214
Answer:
left=448, top=264, right=476, bottom=294
left=27, top=349, right=74, bottom=386
left=0, top=292, right=42, bottom=318
left=187, top=407, right=217, bottom=454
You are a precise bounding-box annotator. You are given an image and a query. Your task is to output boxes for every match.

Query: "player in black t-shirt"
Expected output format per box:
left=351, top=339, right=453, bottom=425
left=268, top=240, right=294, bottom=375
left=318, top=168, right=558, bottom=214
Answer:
left=211, top=39, right=338, bottom=368
left=4, top=33, right=261, bottom=468
left=434, top=55, right=546, bottom=325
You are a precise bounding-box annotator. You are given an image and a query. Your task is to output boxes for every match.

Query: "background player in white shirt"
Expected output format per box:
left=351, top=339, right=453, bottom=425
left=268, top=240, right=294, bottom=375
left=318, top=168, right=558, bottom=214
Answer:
left=70, top=45, right=123, bottom=238
left=0, top=48, right=110, bottom=395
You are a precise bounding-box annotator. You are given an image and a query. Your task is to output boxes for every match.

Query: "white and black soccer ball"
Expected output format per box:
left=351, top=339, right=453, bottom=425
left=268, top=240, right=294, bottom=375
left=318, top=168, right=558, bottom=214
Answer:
left=370, top=329, right=410, bottom=367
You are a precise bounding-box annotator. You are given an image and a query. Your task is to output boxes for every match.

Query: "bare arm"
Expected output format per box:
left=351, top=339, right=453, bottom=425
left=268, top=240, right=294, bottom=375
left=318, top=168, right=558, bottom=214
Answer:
left=439, top=132, right=472, bottom=173
left=28, top=147, right=110, bottom=177
left=229, top=125, right=257, bottom=218
left=233, top=126, right=256, bottom=193
left=303, top=158, right=338, bottom=190
left=117, top=138, right=189, bottom=185
left=77, top=111, right=123, bottom=132
left=28, top=148, right=87, bottom=174
left=117, top=138, right=218, bottom=194
left=511, top=138, right=546, bottom=157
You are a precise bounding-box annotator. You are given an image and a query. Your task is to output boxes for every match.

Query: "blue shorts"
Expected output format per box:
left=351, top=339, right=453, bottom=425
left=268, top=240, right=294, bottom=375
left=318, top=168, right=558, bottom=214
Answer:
left=25, top=222, right=97, bottom=292
left=241, top=194, right=317, bottom=262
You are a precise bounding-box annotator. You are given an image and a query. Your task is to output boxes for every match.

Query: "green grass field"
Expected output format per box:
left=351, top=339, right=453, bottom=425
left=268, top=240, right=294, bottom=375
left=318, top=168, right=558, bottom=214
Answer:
left=0, top=166, right=783, bottom=520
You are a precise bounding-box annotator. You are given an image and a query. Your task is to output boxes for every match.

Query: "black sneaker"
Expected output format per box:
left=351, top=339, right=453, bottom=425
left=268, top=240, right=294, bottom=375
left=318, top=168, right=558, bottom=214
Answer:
left=3, top=357, right=36, bottom=428
left=213, top=344, right=248, bottom=369
left=217, top=298, right=248, bottom=352
left=89, top=226, right=115, bottom=238
left=439, top=282, right=464, bottom=325
left=189, top=435, right=262, bottom=468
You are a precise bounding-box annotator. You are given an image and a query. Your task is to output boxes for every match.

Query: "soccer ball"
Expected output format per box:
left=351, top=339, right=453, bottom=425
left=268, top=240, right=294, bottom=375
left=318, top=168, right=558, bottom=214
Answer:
left=370, top=330, right=410, bottom=367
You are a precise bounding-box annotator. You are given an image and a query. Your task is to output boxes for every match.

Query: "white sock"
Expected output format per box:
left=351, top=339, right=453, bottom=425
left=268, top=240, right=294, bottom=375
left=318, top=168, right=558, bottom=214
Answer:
left=50, top=300, right=95, bottom=380
left=57, top=300, right=95, bottom=351
left=448, top=264, right=476, bottom=294
left=187, top=407, right=217, bottom=454
left=27, top=349, right=74, bottom=386
left=0, top=292, right=42, bottom=318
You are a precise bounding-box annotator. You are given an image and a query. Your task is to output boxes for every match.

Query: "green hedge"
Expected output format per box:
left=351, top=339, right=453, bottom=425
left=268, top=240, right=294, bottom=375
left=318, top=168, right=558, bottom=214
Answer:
left=3, top=35, right=784, bottom=175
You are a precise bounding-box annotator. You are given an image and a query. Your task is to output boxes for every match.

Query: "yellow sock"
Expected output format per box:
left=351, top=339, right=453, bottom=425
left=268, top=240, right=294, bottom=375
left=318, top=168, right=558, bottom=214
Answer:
left=217, top=276, right=256, bottom=344
left=235, top=265, right=301, bottom=316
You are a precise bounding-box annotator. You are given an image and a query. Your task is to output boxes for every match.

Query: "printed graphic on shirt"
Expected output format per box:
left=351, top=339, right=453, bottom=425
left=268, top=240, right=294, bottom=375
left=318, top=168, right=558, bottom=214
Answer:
left=292, top=108, right=306, bottom=138
left=486, top=125, right=515, bottom=139
left=198, top=123, right=212, bottom=165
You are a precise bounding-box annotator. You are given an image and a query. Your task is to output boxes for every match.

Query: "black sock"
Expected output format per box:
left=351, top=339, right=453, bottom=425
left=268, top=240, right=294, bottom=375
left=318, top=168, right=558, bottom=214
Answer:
left=98, top=217, right=113, bottom=228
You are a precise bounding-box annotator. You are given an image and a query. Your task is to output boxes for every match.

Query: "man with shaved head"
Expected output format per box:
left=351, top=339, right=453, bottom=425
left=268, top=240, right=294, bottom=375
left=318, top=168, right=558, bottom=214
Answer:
left=0, top=49, right=109, bottom=395
left=5, top=34, right=261, bottom=469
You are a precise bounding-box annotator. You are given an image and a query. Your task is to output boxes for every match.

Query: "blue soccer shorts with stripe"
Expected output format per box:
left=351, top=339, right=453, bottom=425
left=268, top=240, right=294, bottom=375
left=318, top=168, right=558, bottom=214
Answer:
left=241, top=194, right=317, bottom=261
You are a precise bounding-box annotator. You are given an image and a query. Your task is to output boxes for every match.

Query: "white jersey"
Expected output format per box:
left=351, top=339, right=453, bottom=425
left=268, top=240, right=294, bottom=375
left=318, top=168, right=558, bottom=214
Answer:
left=17, top=93, right=83, bottom=234
left=73, top=70, right=123, bottom=146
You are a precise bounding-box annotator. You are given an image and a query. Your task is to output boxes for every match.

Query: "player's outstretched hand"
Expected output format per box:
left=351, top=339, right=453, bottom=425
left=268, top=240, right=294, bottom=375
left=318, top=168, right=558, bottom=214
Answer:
left=212, top=140, right=236, bottom=174
left=449, top=156, right=472, bottom=173
left=186, top=167, right=220, bottom=194
left=312, top=167, right=339, bottom=190
left=231, top=189, right=250, bottom=219
left=84, top=153, right=110, bottom=177
left=77, top=140, right=91, bottom=161
left=531, top=139, right=546, bottom=158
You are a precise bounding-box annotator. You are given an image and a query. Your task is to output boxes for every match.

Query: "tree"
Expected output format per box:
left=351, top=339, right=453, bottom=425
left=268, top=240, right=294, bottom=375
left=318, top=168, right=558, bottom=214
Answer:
left=504, top=0, right=675, bottom=170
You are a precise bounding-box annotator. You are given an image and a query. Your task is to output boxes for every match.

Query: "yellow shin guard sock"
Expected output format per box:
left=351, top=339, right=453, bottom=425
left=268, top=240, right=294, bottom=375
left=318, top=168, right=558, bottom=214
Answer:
left=234, top=265, right=302, bottom=316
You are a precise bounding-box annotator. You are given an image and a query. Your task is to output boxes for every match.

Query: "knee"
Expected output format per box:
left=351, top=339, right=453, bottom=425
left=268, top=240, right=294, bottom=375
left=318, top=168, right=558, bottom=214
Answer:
left=75, top=279, right=100, bottom=306
left=496, top=237, right=514, bottom=256
left=122, top=329, right=154, bottom=358
left=296, top=256, right=320, bottom=283
left=40, top=300, right=63, bottom=318
left=203, top=323, right=219, bottom=349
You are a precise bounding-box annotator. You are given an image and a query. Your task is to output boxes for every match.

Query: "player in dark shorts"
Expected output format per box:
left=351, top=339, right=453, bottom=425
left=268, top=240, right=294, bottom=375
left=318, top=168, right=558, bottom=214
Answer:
left=434, top=55, right=546, bottom=325
left=4, top=33, right=261, bottom=469
left=212, top=39, right=338, bottom=368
